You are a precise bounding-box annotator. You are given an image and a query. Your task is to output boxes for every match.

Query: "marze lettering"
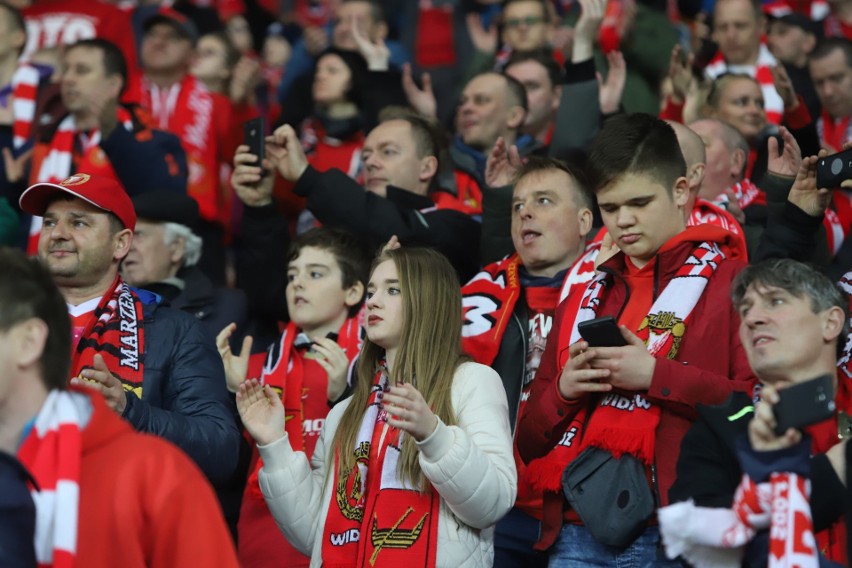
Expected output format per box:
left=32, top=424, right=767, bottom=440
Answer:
left=117, top=291, right=139, bottom=370
left=330, top=529, right=360, bottom=546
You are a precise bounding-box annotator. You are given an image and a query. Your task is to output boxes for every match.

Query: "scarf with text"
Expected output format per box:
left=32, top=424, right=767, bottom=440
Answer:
left=26, top=109, right=134, bottom=254
left=140, top=75, right=221, bottom=223
left=246, top=318, right=362, bottom=498
left=715, top=178, right=766, bottom=211
left=71, top=277, right=145, bottom=399
left=17, top=390, right=93, bottom=568
left=461, top=245, right=599, bottom=366
left=321, top=367, right=440, bottom=568
left=525, top=242, right=725, bottom=493
left=658, top=472, right=818, bottom=568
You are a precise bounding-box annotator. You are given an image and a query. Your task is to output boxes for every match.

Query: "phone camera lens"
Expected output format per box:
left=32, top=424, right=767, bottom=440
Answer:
left=831, top=157, right=843, bottom=175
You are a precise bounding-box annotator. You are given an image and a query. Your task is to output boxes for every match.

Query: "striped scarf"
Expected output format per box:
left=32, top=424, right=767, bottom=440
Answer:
left=17, top=390, right=93, bottom=568
left=705, top=44, right=784, bottom=125
left=26, top=109, right=134, bottom=254
left=11, top=63, right=42, bottom=149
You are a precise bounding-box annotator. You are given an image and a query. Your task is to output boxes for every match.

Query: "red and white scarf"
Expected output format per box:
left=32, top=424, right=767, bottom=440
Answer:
left=71, top=277, right=145, bottom=398
left=26, top=109, right=134, bottom=253
left=245, top=318, right=362, bottom=498
left=321, top=367, right=440, bottom=567
left=659, top=472, right=818, bottom=568
left=17, top=390, right=93, bottom=568
left=461, top=245, right=599, bottom=366
left=526, top=242, right=725, bottom=492
left=719, top=178, right=767, bottom=211
left=11, top=63, right=42, bottom=149
left=688, top=199, right=748, bottom=256
left=140, top=75, right=221, bottom=223
left=705, top=44, right=783, bottom=125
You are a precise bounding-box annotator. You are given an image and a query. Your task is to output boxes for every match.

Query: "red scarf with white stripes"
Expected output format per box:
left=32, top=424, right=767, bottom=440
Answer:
left=461, top=245, right=599, bottom=366
left=525, top=242, right=725, bottom=492
left=245, top=318, right=362, bottom=498
left=17, top=390, right=93, bottom=568
left=26, top=109, right=134, bottom=254
left=11, top=63, right=42, bottom=149
left=140, top=75, right=221, bottom=223
left=71, top=277, right=145, bottom=399
left=722, top=178, right=767, bottom=210
left=321, top=367, right=440, bottom=568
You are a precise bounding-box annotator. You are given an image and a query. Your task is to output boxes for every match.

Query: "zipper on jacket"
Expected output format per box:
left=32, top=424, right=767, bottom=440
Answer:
left=511, top=312, right=527, bottom=436
left=600, top=266, right=631, bottom=322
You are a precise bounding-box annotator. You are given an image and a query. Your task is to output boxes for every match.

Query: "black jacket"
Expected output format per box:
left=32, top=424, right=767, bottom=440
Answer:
left=670, top=392, right=844, bottom=533
left=0, top=452, right=35, bottom=568
left=293, top=165, right=482, bottom=282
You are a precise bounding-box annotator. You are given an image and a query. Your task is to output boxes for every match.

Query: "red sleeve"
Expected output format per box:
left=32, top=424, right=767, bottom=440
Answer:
left=516, top=297, right=587, bottom=464
left=659, top=97, right=685, bottom=122
left=784, top=95, right=812, bottom=131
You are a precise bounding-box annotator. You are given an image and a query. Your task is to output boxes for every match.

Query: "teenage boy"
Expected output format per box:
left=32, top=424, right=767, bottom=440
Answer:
left=217, top=227, right=372, bottom=568
left=517, top=113, right=757, bottom=565
left=461, top=156, right=596, bottom=567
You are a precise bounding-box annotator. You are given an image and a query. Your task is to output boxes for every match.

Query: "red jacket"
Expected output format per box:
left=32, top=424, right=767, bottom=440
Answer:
left=72, top=390, right=238, bottom=567
left=517, top=225, right=757, bottom=548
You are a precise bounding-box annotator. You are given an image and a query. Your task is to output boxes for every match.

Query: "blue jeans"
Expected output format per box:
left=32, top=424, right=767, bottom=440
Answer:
left=549, top=524, right=683, bottom=568
left=494, top=508, right=548, bottom=568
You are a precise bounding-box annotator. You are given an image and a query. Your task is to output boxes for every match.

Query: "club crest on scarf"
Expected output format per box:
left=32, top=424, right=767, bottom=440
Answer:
left=336, top=440, right=369, bottom=523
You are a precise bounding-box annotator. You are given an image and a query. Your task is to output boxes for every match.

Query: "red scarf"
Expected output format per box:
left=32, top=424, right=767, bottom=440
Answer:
left=526, top=242, right=725, bottom=493
left=820, top=111, right=852, bottom=152
left=689, top=198, right=748, bottom=257
left=245, top=318, right=362, bottom=501
left=11, top=63, right=41, bottom=149
left=461, top=246, right=600, bottom=366
left=71, top=277, right=145, bottom=399
left=140, top=75, right=221, bottom=223
left=26, top=109, right=135, bottom=254
left=321, top=367, right=440, bottom=567
left=722, top=178, right=767, bottom=211
left=18, top=390, right=93, bottom=568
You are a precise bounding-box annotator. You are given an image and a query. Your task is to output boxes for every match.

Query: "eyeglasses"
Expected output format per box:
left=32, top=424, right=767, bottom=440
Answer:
left=504, top=16, right=546, bottom=28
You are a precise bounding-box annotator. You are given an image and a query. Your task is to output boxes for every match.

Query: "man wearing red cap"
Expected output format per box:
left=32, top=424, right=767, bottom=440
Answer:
left=17, top=173, right=241, bottom=517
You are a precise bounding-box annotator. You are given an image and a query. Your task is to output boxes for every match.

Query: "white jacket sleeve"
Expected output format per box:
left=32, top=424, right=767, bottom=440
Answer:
left=257, top=400, right=346, bottom=554
left=416, top=362, right=517, bottom=529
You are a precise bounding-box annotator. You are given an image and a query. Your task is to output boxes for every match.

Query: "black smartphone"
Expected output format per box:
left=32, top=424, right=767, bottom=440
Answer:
left=816, top=148, right=852, bottom=189
left=577, top=316, right=628, bottom=347
left=773, top=374, right=836, bottom=436
left=243, top=117, right=265, bottom=163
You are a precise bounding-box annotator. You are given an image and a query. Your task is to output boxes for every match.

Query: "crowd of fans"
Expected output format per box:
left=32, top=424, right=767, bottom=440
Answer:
left=2, top=0, right=852, bottom=566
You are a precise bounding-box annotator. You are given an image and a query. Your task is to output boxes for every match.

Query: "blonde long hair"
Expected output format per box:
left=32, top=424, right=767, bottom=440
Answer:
left=331, top=248, right=469, bottom=490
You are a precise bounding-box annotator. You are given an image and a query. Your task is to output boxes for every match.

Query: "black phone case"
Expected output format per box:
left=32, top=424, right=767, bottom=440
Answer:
left=243, top=118, right=265, bottom=162
left=578, top=316, right=628, bottom=347
left=816, top=148, right=852, bottom=189
left=773, top=374, right=836, bottom=435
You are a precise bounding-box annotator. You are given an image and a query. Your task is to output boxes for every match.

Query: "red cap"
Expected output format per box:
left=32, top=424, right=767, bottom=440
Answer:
left=19, top=173, right=137, bottom=230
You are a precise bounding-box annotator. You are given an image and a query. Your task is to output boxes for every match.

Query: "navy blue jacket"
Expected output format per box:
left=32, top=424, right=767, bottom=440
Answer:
left=0, top=452, right=36, bottom=567
left=121, top=289, right=240, bottom=485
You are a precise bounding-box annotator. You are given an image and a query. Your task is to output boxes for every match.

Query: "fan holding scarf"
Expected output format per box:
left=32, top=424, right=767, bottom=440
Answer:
left=237, top=247, right=516, bottom=567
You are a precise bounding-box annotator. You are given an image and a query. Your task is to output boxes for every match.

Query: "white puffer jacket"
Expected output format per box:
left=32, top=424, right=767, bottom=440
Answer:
left=256, top=361, right=517, bottom=567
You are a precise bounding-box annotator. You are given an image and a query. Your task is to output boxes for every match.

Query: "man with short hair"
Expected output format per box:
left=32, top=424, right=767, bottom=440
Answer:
left=502, top=0, right=554, bottom=53
left=232, top=113, right=481, bottom=283
left=0, top=246, right=239, bottom=566
left=767, top=13, right=821, bottom=118
left=505, top=50, right=563, bottom=145
left=461, top=156, right=597, bottom=567
left=517, top=114, right=755, bottom=563
left=708, top=0, right=784, bottom=123
left=25, top=38, right=186, bottom=253
left=16, top=173, right=241, bottom=518
left=666, top=259, right=849, bottom=565
left=809, top=38, right=852, bottom=150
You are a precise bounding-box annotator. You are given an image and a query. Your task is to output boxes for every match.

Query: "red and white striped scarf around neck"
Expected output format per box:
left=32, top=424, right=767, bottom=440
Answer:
left=11, top=63, right=42, bottom=149
left=26, top=109, right=134, bottom=254
left=659, top=472, right=819, bottom=568
left=17, top=390, right=93, bottom=568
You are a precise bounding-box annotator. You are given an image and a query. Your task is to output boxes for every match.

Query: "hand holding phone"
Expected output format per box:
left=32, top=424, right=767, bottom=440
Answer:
left=243, top=117, right=266, bottom=165
left=772, top=374, right=836, bottom=436
left=578, top=316, right=628, bottom=348
left=816, top=148, right=852, bottom=189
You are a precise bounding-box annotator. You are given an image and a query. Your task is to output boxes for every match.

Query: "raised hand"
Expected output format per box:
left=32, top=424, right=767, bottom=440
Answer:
left=71, top=354, right=128, bottom=413
left=787, top=152, right=832, bottom=217
left=485, top=136, right=523, bottom=188
left=401, top=63, right=437, bottom=118
left=598, top=50, right=626, bottom=114
left=2, top=147, right=33, bottom=183
left=573, top=0, right=607, bottom=63
left=668, top=44, right=694, bottom=104
left=770, top=65, right=798, bottom=110
left=230, top=56, right=261, bottom=104
left=381, top=234, right=401, bottom=254
left=311, top=337, right=351, bottom=402
left=217, top=323, right=253, bottom=393
left=767, top=126, right=802, bottom=178
left=557, top=340, right=613, bottom=400
left=237, top=380, right=286, bottom=446
left=352, top=18, right=390, bottom=71
left=231, top=144, right=274, bottom=207
left=466, top=12, right=498, bottom=54
left=268, top=124, right=310, bottom=183
left=748, top=384, right=801, bottom=451
left=381, top=382, right=438, bottom=442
